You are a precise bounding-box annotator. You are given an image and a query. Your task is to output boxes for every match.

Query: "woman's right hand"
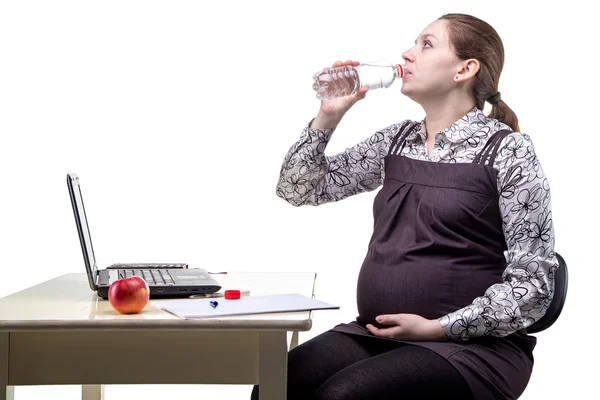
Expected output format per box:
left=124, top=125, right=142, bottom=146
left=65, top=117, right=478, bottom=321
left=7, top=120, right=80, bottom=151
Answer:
left=312, top=60, right=369, bottom=129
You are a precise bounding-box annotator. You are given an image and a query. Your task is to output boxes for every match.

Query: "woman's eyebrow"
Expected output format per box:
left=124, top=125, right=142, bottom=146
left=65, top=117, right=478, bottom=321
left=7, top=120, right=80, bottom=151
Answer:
left=414, top=33, right=438, bottom=44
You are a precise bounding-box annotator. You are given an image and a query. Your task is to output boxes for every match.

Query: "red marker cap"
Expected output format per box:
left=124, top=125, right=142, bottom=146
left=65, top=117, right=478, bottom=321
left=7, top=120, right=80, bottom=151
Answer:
left=224, top=290, right=241, bottom=300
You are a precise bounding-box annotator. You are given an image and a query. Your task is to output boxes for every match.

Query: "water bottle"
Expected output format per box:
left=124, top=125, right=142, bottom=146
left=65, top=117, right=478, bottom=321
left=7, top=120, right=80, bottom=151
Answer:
left=312, top=60, right=406, bottom=100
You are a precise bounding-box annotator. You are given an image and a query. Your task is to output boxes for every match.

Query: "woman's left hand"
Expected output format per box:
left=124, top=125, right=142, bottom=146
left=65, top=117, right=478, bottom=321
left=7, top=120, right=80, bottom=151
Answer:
left=366, top=314, right=449, bottom=342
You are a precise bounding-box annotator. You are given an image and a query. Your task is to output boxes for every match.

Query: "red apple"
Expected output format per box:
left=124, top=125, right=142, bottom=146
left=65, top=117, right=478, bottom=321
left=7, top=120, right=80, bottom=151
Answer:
left=108, top=276, right=150, bottom=314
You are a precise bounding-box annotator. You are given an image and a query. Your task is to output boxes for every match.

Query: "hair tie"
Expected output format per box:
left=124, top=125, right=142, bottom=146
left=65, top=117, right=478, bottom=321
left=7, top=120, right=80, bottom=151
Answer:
left=488, top=92, right=502, bottom=104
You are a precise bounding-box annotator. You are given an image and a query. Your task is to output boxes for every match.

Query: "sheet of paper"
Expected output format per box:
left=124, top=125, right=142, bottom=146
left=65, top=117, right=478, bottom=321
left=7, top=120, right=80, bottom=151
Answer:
left=151, top=293, right=339, bottom=319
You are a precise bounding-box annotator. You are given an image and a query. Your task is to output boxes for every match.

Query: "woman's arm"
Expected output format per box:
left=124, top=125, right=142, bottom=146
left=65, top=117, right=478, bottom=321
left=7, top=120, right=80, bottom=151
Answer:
left=439, top=132, right=559, bottom=340
left=276, top=120, right=409, bottom=206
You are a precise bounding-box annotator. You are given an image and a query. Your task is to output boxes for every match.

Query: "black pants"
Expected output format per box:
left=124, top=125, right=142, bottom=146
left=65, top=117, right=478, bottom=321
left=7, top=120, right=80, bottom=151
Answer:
left=250, top=331, right=473, bottom=400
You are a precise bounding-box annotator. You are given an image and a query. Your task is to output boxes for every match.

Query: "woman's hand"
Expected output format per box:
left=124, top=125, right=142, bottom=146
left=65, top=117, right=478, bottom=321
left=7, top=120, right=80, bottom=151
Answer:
left=311, top=60, right=369, bottom=129
left=318, top=60, right=369, bottom=116
left=366, top=314, right=449, bottom=342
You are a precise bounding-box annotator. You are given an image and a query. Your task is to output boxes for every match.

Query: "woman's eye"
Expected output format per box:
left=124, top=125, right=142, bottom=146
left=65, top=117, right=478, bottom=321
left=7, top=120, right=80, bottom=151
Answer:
left=423, top=41, right=432, bottom=49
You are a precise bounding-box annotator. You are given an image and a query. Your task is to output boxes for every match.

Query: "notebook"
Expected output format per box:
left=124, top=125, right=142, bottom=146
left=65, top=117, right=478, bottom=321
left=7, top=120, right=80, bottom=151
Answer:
left=153, top=293, right=339, bottom=319
left=67, top=173, right=221, bottom=299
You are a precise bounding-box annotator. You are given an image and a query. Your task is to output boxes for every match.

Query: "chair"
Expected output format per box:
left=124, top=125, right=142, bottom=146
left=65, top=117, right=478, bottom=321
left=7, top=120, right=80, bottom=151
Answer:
left=527, top=252, right=568, bottom=333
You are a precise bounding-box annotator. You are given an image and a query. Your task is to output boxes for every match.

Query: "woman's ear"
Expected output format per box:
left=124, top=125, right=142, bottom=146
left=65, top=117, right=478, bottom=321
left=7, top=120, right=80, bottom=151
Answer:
left=454, top=59, right=480, bottom=82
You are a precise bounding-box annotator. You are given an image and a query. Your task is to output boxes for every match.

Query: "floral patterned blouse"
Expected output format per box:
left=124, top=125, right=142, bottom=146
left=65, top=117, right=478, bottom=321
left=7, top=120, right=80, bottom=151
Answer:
left=276, top=107, right=558, bottom=341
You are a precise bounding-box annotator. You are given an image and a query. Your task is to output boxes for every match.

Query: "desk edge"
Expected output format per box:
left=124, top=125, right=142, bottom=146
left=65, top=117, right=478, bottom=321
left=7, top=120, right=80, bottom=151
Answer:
left=0, top=318, right=313, bottom=332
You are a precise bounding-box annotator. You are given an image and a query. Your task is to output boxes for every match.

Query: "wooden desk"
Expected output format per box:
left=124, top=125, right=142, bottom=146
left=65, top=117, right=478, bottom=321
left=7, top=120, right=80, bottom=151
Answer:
left=0, top=272, right=318, bottom=400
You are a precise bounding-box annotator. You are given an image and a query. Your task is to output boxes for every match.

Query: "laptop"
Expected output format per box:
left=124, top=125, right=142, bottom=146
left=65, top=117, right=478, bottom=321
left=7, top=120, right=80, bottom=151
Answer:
left=67, top=173, right=221, bottom=299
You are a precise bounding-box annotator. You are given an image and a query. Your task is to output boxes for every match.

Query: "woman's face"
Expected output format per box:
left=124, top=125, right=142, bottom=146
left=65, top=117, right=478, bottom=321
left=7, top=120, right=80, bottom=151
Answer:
left=401, top=19, right=464, bottom=102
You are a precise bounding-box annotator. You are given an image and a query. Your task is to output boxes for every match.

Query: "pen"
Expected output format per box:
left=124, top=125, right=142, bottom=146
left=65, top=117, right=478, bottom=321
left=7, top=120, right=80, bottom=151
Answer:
left=189, top=290, right=250, bottom=299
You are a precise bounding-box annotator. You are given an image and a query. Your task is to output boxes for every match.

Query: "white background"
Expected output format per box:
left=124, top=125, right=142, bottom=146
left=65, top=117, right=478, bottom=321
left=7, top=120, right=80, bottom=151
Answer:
left=0, top=1, right=595, bottom=399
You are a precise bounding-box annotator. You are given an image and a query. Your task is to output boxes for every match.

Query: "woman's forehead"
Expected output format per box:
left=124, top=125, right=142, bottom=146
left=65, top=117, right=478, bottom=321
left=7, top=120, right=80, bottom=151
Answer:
left=417, top=19, right=448, bottom=42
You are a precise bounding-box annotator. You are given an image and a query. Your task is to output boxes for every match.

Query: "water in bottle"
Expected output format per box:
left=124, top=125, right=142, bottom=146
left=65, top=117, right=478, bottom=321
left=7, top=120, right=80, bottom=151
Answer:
left=312, top=60, right=406, bottom=100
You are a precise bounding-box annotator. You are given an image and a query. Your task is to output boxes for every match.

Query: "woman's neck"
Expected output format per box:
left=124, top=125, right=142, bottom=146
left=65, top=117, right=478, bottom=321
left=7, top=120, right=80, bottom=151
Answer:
left=421, top=94, right=476, bottom=140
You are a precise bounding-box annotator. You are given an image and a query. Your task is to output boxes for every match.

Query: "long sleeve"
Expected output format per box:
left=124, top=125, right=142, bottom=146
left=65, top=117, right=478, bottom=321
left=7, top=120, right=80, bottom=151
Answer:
left=276, top=120, right=405, bottom=206
left=439, top=132, right=559, bottom=341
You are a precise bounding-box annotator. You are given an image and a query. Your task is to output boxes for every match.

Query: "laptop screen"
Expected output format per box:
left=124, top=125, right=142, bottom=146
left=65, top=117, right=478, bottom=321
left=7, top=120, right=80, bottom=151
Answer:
left=67, top=173, right=98, bottom=291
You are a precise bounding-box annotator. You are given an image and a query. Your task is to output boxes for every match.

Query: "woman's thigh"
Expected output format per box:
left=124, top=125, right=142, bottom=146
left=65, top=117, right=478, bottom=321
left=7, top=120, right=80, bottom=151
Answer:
left=250, top=331, right=392, bottom=400
left=314, top=344, right=474, bottom=400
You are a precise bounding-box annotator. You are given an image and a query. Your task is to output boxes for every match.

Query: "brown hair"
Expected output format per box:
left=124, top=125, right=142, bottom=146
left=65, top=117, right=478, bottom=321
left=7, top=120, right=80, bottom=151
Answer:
left=438, top=13, right=520, bottom=132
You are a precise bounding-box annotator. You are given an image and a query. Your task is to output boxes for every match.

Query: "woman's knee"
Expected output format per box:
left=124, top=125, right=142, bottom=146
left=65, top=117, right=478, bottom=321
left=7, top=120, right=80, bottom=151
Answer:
left=287, top=331, right=371, bottom=383
left=250, top=331, right=373, bottom=400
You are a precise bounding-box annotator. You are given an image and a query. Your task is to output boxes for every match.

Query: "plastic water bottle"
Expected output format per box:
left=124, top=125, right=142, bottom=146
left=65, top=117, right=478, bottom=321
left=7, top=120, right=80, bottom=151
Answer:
left=312, top=60, right=406, bottom=100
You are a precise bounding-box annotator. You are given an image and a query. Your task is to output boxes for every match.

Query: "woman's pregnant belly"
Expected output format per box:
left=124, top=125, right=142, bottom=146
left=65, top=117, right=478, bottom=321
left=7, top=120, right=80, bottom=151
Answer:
left=355, top=249, right=503, bottom=327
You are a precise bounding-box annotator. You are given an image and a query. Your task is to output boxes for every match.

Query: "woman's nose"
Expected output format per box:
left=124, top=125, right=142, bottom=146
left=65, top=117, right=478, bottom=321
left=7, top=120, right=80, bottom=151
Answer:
left=401, top=49, right=414, bottom=63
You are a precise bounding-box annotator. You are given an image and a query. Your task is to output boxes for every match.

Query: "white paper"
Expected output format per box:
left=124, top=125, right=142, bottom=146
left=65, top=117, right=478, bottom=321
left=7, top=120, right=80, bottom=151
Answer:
left=152, top=293, right=339, bottom=319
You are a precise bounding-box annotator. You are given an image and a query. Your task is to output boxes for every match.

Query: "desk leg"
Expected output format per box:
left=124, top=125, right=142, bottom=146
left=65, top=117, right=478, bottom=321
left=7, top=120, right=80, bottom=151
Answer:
left=2, top=387, right=13, bottom=400
left=1, top=333, right=14, bottom=400
left=290, top=331, right=299, bottom=350
left=82, top=385, right=104, bottom=400
left=258, top=331, right=287, bottom=400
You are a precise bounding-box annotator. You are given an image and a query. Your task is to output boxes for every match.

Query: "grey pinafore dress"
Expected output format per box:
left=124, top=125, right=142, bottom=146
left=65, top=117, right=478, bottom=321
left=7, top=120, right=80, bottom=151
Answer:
left=332, top=124, right=537, bottom=400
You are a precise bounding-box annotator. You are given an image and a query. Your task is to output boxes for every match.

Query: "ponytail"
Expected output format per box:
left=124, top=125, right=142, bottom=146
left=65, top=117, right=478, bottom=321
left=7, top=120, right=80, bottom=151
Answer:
left=488, top=97, right=520, bottom=132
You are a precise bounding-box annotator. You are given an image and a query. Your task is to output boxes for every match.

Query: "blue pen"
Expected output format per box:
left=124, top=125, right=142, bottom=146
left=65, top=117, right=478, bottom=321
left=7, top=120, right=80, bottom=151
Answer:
left=209, top=300, right=218, bottom=309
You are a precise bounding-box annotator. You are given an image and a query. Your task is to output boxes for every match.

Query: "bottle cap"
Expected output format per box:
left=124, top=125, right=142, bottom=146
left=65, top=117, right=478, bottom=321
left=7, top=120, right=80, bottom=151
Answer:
left=224, top=290, right=241, bottom=300
left=396, top=64, right=405, bottom=78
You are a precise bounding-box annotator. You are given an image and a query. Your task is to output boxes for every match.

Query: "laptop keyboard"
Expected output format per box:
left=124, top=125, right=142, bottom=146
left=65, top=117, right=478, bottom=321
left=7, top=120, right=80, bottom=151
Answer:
left=118, top=269, right=174, bottom=285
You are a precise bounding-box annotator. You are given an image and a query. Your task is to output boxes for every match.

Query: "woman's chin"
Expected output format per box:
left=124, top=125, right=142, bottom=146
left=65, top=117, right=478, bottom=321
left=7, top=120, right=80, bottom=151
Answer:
left=400, top=86, right=417, bottom=100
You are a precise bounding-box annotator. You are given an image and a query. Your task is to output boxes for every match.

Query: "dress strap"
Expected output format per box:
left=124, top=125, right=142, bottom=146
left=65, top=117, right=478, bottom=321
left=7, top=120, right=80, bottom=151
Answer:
left=472, top=129, right=513, bottom=166
left=388, top=122, right=420, bottom=156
